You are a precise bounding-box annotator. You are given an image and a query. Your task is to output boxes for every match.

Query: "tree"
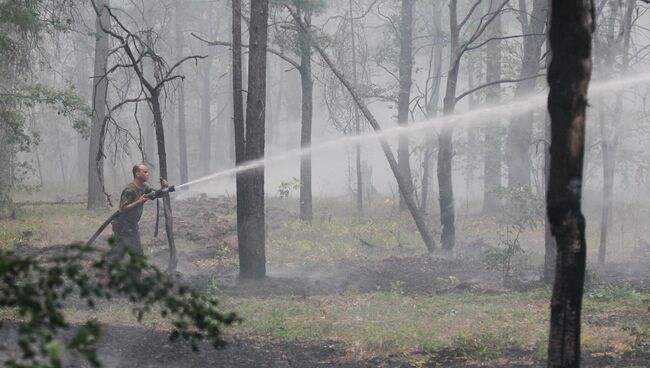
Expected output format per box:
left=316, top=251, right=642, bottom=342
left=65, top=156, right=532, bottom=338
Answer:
left=438, top=0, right=508, bottom=251
left=505, top=0, right=548, bottom=189
left=0, top=1, right=89, bottom=214
left=397, top=0, right=415, bottom=211
left=87, top=0, right=110, bottom=210
left=482, top=0, right=504, bottom=213
left=287, top=5, right=437, bottom=253
left=237, top=0, right=270, bottom=279
left=546, top=0, right=594, bottom=366
left=595, top=0, right=636, bottom=265
left=90, top=1, right=205, bottom=272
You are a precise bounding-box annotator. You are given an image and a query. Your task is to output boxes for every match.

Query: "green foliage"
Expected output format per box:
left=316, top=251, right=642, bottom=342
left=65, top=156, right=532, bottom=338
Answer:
left=277, top=177, right=302, bottom=198
left=483, top=186, right=544, bottom=286
left=0, top=242, right=237, bottom=368
left=622, top=324, right=650, bottom=352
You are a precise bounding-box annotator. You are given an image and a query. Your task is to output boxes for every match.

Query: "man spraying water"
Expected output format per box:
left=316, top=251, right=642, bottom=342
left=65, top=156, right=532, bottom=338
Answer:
left=108, top=164, right=167, bottom=260
left=86, top=163, right=175, bottom=256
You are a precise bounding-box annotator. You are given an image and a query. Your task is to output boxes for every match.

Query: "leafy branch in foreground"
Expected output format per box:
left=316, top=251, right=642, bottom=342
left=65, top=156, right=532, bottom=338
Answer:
left=0, top=242, right=238, bottom=368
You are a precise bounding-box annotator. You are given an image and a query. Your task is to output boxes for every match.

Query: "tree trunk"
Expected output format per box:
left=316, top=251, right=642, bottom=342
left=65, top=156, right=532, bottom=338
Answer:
left=421, top=1, right=443, bottom=213
left=544, top=112, right=556, bottom=283
left=87, top=0, right=110, bottom=210
left=482, top=0, right=503, bottom=213
left=175, top=1, right=188, bottom=185
left=597, top=0, right=634, bottom=265
left=238, top=0, right=269, bottom=279
left=349, top=0, right=363, bottom=218
left=506, top=0, right=548, bottom=188
left=151, top=92, right=177, bottom=272
left=298, top=10, right=313, bottom=222
left=199, top=55, right=214, bottom=176
left=397, top=0, right=415, bottom=211
left=546, top=0, right=594, bottom=366
left=438, top=0, right=460, bottom=251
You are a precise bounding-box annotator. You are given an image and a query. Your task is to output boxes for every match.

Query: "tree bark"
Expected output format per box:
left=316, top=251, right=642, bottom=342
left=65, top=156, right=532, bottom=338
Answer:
left=87, top=0, right=110, bottom=210
left=238, top=0, right=269, bottom=279
left=151, top=93, right=177, bottom=272
left=506, top=0, right=548, bottom=188
left=298, top=10, right=313, bottom=223
left=482, top=0, right=503, bottom=213
left=438, top=0, right=460, bottom=251
left=546, top=0, right=594, bottom=366
left=397, top=0, right=415, bottom=211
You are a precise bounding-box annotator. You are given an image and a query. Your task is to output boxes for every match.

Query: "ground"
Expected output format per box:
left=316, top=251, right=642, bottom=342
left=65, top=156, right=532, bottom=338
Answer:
left=1, top=195, right=649, bottom=367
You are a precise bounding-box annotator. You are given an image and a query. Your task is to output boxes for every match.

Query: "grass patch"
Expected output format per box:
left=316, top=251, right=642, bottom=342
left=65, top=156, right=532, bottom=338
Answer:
left=213, top=288, right=648, bottom=359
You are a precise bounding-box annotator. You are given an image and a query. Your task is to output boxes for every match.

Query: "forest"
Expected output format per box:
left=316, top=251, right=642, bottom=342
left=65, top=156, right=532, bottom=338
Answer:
left=1, top=0, right=649, bottom=367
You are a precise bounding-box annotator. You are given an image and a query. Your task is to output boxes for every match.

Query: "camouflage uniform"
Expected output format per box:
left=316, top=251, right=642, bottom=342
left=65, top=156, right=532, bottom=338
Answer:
left=108, top=182, right=153, bottom=260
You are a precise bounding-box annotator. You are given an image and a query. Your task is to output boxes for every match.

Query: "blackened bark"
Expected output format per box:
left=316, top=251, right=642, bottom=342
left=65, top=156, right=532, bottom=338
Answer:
left=482, top=0, right=503, bottom=213
left=298, top=10, right=313, bottom=222
left=397, top=0, right=415, bottom=211
left=238, top=0, right=269, bottom=279
left=506, top=0, right=548, bottom=188
left=546, top=0, right=594, bottom=366
left=151, top=93, right=177, bottom=272
left=175, top=1, right=188, bottom=185
left=544, top=112, right=556, bottom=283
left=87, top=0, right=110, bottom=210
left=438, top=0, right=460, bottom=251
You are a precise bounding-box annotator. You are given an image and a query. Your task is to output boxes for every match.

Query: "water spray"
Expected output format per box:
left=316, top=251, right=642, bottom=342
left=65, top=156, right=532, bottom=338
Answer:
left=175, top=71, right=650, bottom=191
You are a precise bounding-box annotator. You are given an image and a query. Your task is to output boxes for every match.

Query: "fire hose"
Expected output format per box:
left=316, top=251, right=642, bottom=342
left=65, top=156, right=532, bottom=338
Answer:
left=85, top=186, right=176, bottom=247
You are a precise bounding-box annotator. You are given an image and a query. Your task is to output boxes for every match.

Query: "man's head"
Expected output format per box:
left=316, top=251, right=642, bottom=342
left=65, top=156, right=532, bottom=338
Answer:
left=132, top=164, right=150, bottom=183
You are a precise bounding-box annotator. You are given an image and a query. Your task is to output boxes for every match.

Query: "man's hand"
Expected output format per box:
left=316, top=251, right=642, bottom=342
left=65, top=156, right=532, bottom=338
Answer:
left=160, top=178, right=169, bottom=189
left=138, top=194, right=151, bottom=204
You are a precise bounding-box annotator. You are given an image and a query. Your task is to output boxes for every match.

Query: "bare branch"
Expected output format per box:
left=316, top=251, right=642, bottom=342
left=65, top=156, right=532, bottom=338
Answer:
left=455, top=73, right=546, bottom=103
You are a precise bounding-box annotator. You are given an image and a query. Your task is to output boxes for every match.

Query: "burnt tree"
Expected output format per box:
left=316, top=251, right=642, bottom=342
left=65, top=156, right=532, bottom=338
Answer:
left=546, top=0, right=594, bottom=366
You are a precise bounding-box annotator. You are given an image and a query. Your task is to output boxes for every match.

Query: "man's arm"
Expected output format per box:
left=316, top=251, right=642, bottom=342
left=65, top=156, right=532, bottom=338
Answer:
left=119, top=187, right=149, bottom=212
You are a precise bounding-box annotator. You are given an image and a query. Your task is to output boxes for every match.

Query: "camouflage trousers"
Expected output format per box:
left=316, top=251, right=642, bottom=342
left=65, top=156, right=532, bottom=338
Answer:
left=107, top=229, right=144, bottom=261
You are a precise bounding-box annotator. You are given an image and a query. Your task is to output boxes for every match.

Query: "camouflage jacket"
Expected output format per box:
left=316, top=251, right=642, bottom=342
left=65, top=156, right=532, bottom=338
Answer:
left=112, top=182, right=153, bottom=234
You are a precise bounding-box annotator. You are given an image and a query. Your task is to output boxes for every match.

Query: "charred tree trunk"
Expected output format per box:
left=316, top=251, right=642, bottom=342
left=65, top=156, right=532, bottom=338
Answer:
left=298, top=10, right=313, bottom=222
left=506, top=0, right=548, bottom=188
left=546, top=0, right=594, bottom=366
left=175, top=2, right=188, bottom=185
left=482, top=0, right=503, bottom=213
left=438, top=0, right=460, bottom=251
left=87, top=0, right=110, bottom=210
left=238, top=0, right=269, bottom=279
left=151, top=92, right=177, bottom=272
left=397, top=0, right=415, bottom=211
left=544, top=112, right=556, bottom=283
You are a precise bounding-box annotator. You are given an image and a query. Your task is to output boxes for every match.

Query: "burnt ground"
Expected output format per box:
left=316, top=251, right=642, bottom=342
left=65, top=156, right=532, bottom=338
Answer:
left=3, top=196, right=650, bottom=367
